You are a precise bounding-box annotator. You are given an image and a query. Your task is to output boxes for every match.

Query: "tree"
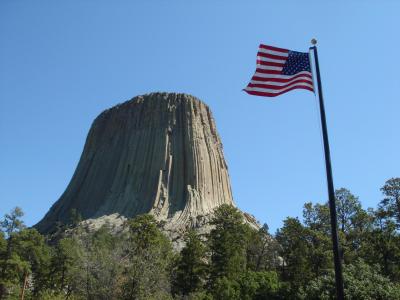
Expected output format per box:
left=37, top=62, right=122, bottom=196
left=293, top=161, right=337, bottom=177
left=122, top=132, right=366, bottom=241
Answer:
left=212, top=276, right=241, bottom=300
left=301, top=202, right=333, bottom=277
left=237, top=271, right=279, bottom=300
left=334, top=189, right=372, bottom=263
left=303, top=202, right=330, bottom=234
left=363, top=208, right=400, bottom=281
left=0, top=233, right=5, bottom=258
left=11, top=229, right=52, bottom=297
left=50, top=236, right=81, bottom=296
left=380, top=178, right=400, bottom=226
left=303, top=192, right=371, bottom=265
left=346, top=206, right=373, bottom=256
left=68, top=209, right=82, bottom=228
left=0, top=207, right=25, bottom=238
left=52, top=224, right=126, bottom=299
left=0, top=228, right=51, bottom=300
left=335, top=188, right=362, bottom=234
left=0, top=253, right=30, bottom=300
left=0, top=207, right=27, bottom=299
left=208, top=205, right=251, bottom=287
left=86, top=226, right=125, bottom=299
left=211, top=271, right=280, bottom=300
left=122, top=214, right=173, bottom=300
left=302, top=259, right=400, bottom=300
left=276, top=217, right=312, bottom=297
left=246, top=224, right=280, bottom=273
left=173, top=230, right=207, bottom=296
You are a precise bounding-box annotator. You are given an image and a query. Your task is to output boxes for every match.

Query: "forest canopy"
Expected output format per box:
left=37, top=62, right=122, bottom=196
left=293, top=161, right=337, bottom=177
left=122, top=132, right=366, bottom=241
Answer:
left=1, top=178, right=400, bottom=300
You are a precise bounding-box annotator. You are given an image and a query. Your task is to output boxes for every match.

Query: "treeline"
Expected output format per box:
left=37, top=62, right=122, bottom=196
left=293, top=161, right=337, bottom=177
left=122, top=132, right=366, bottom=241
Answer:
left=0, top=178, right=400, bottom=299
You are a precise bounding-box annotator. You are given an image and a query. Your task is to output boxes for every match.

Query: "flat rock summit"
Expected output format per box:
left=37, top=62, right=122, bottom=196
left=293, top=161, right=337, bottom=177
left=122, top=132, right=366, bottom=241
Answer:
left=36, top=93, right=258, bottom=240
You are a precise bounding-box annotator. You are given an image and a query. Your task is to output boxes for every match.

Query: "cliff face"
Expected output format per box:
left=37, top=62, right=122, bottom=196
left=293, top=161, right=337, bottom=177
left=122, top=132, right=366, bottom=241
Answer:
left=36, top=93, right=236, bottom=233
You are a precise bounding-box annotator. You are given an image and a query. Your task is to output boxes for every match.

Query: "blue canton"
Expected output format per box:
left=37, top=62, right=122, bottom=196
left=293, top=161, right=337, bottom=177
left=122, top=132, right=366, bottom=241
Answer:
left=282, top=51, right=311, bottom=75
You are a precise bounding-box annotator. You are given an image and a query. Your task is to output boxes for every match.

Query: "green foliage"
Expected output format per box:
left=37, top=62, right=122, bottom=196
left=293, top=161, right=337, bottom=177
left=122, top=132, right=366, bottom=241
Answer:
left=1, top=207, right=25, bottom=238
left=302, top=203, right=334, bottom=275
left=335, top=188, right=362, bottom=234
left=122, top=214, right=174, bottom=300
left=334, top=188, right=370, bottom=263
left=363, top=208, right=400, bottom=281
left=0, top=229, right=51, bottom=298
left=246, top=224, right=281, bottom=273
left=0, top=208, right=50, bottom=299
left=36, top=289, right=84, bottom=300
left=208, top=204, right=250, bottom=283
left=82, top=226, right=125, bottom=299
left=344, top=260, right=400, bottom=300
left=0, top=254, right=30, bottom=299
left=238, top=271, right=280, bottom=300
left=68, top=209, right=83, bottom=228
left=213, top=276, right=241, bottom=300
left=380, top=177, right=400, bottom=226
left=1, top=178, right=400, bottom=299
left=0, top=232, right=6, bottom=258
left=208, top=205, right=281, bottom=299
left=173, top=230, right=208, bottom=296
left=303, top=259, right=400, bottom=300
left=303, top=202, right=330, bottom=234
left=50, top=236, right=80, bottom=293
left=181, top=290, right=213, bottom=300
left=11, top=228, right=51, bottom=295
left=211, top=271, right=279, bottom=300
left=276, top=217, right=311, bottom=295
left=52, top=227, right=125, bottom=299
left=276, top=186, right=400, bottom=298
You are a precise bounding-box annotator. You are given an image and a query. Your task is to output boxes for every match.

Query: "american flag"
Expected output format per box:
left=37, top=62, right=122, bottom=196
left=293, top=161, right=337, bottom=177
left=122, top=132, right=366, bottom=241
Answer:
left=244, top=44, right=314, bottom=97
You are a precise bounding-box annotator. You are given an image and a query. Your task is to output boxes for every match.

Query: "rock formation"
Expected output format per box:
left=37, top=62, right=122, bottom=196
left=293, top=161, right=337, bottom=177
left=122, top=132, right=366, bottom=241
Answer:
left=36, top=93, right=256, bottom=237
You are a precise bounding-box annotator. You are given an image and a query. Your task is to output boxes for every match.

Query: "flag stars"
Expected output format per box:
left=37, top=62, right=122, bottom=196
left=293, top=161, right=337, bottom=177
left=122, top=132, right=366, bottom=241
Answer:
left=282, top=51, right=311, bottom=75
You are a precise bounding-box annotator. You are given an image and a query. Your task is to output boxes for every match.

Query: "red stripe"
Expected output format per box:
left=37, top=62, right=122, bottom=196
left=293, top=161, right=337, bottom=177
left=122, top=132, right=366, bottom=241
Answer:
left=244, top=86, right=314, bottom=98
left=257, top=60, right=284, bottom=67
left=251, top=73, right=313, bottom=83
left=259, top=44, right=289, bottom=53
left=247, top=79, right=314, bottom=90
left=255, top=68, right=282, bottom=75
left=257, top=52, right=288, bottom=60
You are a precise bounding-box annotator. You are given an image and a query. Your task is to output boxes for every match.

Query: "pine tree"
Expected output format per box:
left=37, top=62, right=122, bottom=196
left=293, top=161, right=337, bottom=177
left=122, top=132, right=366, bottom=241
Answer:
left=173, top=230, right=207, bottom=296
left=380, top=178, right=400, bottom=227
left=0, top=207, right=25, bottom=238
left=122, top=214, right=173, bottom=300
left=276, top=217, right=311, bottom=296
left=50, top=236, right=81, bottom=297
left=11, top=228, right=51, bottom=297
left=208, top=205, right=251, bottom=289
left=0, top=207, right=27, bottom=299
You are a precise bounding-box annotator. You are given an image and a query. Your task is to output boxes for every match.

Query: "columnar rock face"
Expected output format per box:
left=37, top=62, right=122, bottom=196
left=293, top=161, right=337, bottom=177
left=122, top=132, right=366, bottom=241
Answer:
left=36, top=93, right=236, bottom=233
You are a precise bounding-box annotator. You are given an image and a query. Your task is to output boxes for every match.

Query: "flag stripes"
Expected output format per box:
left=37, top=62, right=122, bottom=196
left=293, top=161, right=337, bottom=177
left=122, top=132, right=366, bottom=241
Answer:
left=244, top=44, right=314, bottom=97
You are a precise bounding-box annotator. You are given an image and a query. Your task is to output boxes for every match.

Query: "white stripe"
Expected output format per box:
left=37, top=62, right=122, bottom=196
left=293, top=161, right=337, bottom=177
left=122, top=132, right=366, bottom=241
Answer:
left=257, top=56, right=286, bottom=64
left=256, top=65, right=283, bottom=71
left=258, top=48, right=289, bottom=57
left=245, top=82, right=314, bottom=94
left=250, top=77, right=313, bottom=86
left=253, top=70, right=312, bottom=79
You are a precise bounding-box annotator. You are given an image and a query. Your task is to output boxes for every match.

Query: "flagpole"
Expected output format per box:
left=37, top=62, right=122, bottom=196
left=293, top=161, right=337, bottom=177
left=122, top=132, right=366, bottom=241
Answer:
left=310, top=39, right=345, bottom=300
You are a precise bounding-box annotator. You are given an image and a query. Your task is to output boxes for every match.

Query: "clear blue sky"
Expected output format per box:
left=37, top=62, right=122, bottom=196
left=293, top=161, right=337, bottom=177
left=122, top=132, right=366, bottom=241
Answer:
left=1, top=1, right=399, bottom=233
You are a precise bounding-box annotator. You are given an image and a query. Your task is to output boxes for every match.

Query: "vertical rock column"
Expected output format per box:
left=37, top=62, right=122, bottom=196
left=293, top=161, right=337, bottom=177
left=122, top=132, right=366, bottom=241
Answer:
left=36, top=93, right=234, bottom=233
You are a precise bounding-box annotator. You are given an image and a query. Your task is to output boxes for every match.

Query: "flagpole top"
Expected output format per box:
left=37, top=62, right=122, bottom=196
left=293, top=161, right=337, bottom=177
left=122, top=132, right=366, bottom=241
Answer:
left=311, top=38, right=317, bottom=45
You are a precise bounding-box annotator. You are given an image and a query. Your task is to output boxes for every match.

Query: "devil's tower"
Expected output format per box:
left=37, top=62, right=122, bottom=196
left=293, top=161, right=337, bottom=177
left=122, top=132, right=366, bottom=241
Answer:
left=36, top=93, right=244, bottom=234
